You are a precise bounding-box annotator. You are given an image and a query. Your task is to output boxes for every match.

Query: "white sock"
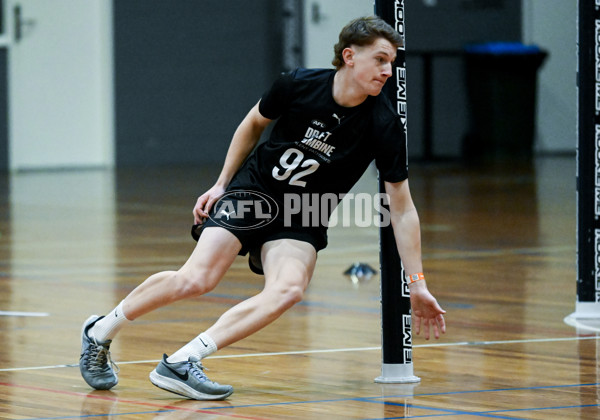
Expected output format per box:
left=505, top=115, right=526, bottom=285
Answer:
left=90, top=301, right=131, bottom=343
left=167, top=332, right=217, bottom=363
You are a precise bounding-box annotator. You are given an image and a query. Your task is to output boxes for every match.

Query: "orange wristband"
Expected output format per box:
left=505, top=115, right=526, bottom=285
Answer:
left=406, top=272, right=425, bottom=284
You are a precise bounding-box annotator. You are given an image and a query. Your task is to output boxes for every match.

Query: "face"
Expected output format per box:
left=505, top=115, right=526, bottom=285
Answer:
left=343, top=38, right=397, bottom=97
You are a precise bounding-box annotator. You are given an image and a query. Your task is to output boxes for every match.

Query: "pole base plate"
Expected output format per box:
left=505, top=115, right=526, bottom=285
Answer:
left=374, top=363, right=421, bottom=384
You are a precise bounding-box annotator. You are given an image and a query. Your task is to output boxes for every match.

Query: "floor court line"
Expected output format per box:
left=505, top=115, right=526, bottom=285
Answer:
left=29, top=410, right=177, bottom=420
left=0, top=382, right=269, bottom=420
left=17, top=385, right=600, bottom=420
left=363, top=403, right=600, bottom=420
left=365, top=400, right=530, bottom=420
left=213, top=383, right=600, bottom=411
left=8, top=382, right=600, bottom=420
left=0, top=335, right=598, bottom=372
left=0, top=310, right=50, bottom=317
left=15, top=385, right=600, bottom=420
left=361, top=397, right=600, bottom=419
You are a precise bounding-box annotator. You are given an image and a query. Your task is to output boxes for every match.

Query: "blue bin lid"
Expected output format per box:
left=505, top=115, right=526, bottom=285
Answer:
left=464, top=42, right=542, bottom=55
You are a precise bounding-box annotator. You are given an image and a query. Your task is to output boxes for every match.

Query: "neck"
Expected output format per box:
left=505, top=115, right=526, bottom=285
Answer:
left=333, top=69, right=368, bottom=107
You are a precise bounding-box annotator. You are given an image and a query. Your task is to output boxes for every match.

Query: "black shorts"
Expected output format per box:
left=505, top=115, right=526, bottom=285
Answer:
left=191, top=190, right=327, bottom=273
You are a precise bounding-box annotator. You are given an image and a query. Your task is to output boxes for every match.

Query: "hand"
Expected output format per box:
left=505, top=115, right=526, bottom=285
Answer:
left=193, top=185, right=226, bottom=225
left=410, top=281, right=446, bottom=340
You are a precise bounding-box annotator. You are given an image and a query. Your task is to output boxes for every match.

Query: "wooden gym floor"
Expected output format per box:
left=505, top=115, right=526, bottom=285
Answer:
left=0, top=155, right=597, bottom=419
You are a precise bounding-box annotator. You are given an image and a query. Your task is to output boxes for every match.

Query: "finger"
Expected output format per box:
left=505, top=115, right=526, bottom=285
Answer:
left=193, top=208, right=201, bottom=225
left=204, top=191, right=225, bottom=216
left=423, top=318, right=431, bottom=340
left=197, top=206, right=210, bottom=219
left=193, top=204, right=206, bottom=223
left=200, top=194, right=216, bottom=215
left=193, top=197, right=205, bottom=221
left=437, top=314, right=446, bottom=334
left=203, top=196, right=217, bottom=215
left=413, top=314, right=422, bottom=335
left=432, top=321, right=440, bottom=339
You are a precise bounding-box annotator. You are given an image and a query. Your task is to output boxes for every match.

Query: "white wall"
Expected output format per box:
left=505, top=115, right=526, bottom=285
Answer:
left=7, top=0, right=114, bottom=170
left=523, top=0, right=577, bottom=153
left=303, top=0, right=373, bottom=68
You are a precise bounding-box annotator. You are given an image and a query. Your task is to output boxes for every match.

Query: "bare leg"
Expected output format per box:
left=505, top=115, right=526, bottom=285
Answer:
left=204, top=238, right=317, bottom=349
left=122, top=227, right=242, bottom=320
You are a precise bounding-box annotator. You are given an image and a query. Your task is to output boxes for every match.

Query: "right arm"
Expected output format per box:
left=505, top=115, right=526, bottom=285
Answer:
left=193, top=102, right=272, bottom=224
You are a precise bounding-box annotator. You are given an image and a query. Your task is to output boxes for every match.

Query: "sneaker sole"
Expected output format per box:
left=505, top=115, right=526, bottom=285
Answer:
left=149, top=369, right=233, bottom=400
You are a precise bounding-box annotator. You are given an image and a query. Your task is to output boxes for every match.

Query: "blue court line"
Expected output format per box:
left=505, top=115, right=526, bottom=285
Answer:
left=356, top=384, right=600, bottom=419
left=361, top=399, right=529, bottom=419
left=362, top=382, right=600, bottom=399
left=202, top=382, right=600, bottom=411
left=18, top=383, right=600, bottom=420
left=484, top=403, right=600, bottom=418
left=361, top=400, right=600, bottom=419
left=203, top=383, right=600, bottom=419
left=21, top=403, right=600, bottom=420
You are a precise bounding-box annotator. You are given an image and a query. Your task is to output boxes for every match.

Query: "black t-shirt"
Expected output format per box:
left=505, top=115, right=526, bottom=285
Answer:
left=229, top=68, right=408, bottom=203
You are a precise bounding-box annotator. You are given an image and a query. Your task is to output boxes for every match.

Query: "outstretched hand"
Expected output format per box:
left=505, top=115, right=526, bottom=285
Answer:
left=410, top=281, right=446, bottom=340
left=193, top=185, right=226, bottom=225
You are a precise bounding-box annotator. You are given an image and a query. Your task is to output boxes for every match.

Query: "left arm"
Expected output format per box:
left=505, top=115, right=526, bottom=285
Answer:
left=385, top=179, right=446, bottom=339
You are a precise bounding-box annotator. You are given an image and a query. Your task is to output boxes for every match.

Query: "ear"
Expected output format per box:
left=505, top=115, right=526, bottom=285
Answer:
left=342, top=47, right=355, bottom=67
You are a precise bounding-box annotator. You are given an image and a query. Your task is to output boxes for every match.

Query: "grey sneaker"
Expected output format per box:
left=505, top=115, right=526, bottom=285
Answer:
left=149, top=354, right=233, bottom=400
left=79, top=315, right=119, bottom=390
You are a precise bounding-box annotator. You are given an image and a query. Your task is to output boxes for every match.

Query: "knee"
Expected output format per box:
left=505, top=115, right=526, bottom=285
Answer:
left=173, top=268, right=218, bottom=298
left=285, top=285, right=305, bottom=306
left=270, top=284, right=305, bottom=312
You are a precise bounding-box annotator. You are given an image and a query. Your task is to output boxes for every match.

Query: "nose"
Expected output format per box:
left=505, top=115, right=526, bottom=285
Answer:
left=382, top=62, right=392, bottom=78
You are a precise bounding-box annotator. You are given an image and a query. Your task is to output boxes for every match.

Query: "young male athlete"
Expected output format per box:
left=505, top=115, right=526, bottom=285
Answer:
left=79, top=16, right=446, bottom=400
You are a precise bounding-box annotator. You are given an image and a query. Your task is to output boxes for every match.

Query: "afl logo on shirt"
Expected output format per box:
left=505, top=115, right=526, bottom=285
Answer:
left=311, top=119, right=326, bottom=129
left=210, top=190, right=279, bottom=230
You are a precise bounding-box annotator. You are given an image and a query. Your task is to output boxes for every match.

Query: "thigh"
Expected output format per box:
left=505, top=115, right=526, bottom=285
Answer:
left=261, top=239, right=317, bottom=290
left=180, top=226, right=243, bottom=281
